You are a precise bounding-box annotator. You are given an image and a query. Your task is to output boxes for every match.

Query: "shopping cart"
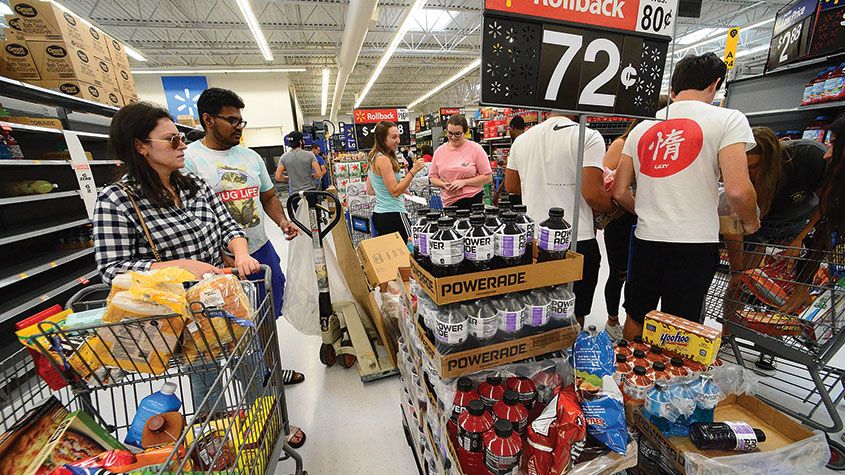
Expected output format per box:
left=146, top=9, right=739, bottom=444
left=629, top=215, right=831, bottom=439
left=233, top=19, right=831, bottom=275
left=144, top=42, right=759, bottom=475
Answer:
left=703, top=240, right=845, bottom=464
left=5, top=265, right=303, bottom=474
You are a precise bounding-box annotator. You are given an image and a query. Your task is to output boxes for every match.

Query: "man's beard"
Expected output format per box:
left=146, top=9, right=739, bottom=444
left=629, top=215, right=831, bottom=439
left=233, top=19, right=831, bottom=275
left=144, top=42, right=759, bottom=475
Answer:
left=214, top=127, right=239, bottom=148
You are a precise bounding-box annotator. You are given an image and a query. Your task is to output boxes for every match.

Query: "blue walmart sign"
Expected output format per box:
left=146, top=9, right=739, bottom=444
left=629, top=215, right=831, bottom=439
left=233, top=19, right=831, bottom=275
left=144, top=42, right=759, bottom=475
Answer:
left=161, top=76, right=208, bottom=119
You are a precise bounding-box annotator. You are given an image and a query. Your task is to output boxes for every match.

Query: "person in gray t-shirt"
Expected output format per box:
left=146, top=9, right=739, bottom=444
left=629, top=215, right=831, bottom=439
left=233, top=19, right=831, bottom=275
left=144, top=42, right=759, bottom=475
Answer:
left=275, top=131, right=324, bottom=193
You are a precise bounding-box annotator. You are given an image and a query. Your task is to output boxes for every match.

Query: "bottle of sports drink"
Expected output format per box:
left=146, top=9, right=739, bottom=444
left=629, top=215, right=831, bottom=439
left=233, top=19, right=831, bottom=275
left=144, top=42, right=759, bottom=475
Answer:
left=418, top=211, right=441, bottom=269
left=498, top=198, right=512, bottom=213
left=496, top=294, right=525, bottom=335
left=495, top=211, right=527, bottom=267
left=416, top=290, right=438, bottom=332
left=471, top=298, right=500, bottom=343
left=492, top=390, right=529, bottom=436
left=444, top=205, right=459, bottom=219
left=411, top=214, right=428, bottom=261
left=505, top=376, right=537, bottom=410
left=689, top=422, right=767, bottom=452
left=546, top=285, right=576, bottom=324
left=692, top=372, right=721, bottom=425
left=522, top=291, right=549, bottom=329
left=616, top=339, right=634, bottom=360
left=471, top=203, right=485, bottom=214
left=430, top=217, right=464, bottom=277
left=451, top=377, right=480, bottom=426
left=479, top=375, right=507, bottom=409
left=669, top=379, right=696, bottom=437
left=644, top=380, right=672, bottom=436
left=537, top=207, right=572, bottom=262
left=614, top=353, right=633, bottom=389
left=513, top=204, right=535, bottom=264
left=433, top=304, right=468, bottom=351
left=454, top=209, right=472, bottom=236
left=464, top=213, right=495, bottom=273
left=483, top=419, right=522, bottom=475
left=457, top=399, right=494, bottom=472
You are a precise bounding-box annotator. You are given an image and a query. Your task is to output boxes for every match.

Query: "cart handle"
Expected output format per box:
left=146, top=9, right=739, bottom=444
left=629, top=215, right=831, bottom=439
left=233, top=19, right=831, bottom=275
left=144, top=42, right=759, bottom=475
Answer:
left=285, top=190, right=342, bottom=240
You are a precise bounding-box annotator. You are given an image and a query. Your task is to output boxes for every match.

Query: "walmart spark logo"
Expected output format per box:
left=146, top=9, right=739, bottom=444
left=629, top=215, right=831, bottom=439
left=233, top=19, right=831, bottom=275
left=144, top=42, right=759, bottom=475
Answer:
left=173, top=87, right=201, bottom=116
left=161, top=75, right=208, bottom=119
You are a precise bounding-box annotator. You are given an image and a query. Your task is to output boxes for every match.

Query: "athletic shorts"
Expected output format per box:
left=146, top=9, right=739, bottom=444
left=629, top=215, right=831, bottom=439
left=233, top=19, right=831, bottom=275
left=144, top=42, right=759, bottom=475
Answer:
left=372, top=211, right=412, bottom=243
left=624, top=237, right=719, bottom=324
left=573, top=239, right=601, bottom=318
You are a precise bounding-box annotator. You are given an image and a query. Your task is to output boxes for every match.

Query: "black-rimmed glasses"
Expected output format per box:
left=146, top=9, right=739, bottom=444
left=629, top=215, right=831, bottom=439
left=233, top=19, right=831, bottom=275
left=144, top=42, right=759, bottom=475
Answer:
left=209, top=114, right=248, bottom=128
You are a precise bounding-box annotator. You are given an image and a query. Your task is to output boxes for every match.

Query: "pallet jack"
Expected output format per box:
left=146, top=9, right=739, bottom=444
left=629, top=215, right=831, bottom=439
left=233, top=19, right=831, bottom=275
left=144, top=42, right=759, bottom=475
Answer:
left=286, top=190, right=397, bottom=382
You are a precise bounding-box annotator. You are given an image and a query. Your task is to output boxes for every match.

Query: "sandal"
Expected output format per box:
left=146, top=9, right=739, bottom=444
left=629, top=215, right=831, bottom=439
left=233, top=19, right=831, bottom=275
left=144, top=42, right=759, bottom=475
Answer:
left=282, top=369, right=305, bottom=385
left=286, top=425, right=306, bottom=449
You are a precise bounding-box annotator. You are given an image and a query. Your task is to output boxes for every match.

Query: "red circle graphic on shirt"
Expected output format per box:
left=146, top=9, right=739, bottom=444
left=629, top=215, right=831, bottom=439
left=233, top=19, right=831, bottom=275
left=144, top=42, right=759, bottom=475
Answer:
left=636, top=118, right=704, bottom=178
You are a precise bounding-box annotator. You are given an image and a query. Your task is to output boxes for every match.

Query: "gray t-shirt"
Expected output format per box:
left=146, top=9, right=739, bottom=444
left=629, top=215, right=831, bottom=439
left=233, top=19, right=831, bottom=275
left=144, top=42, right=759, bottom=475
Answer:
left=280, top=148, right=317, bottom=193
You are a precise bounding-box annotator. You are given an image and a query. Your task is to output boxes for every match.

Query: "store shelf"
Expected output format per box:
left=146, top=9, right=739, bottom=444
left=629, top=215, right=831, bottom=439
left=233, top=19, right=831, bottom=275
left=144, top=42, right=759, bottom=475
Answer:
left=481, top=136, right=510, bottom=143
left=0, top=218, right=89, bottom=246
left=744, top=101, right=845, bottom=119
left=415, top=130, right=432, bottom=138
left=0, top=269, right=98, bottom=324
left=0, top=190, right=81, bottom=206
left=0, top=159, right=122, bottom=166
left=0, top=248, right=94, bottom=289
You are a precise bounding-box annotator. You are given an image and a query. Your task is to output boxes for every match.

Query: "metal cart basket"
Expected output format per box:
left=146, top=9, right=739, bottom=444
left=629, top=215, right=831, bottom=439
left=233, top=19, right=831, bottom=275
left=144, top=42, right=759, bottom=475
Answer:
left=703, top=240, right=845, bottom=434
left=3, top=265, right=303, bottom=474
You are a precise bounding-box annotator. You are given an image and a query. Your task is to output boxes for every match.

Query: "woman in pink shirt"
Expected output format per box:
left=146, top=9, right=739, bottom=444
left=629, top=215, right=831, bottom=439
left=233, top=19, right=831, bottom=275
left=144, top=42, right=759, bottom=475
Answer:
left=429, top=114, right=493, bottom=210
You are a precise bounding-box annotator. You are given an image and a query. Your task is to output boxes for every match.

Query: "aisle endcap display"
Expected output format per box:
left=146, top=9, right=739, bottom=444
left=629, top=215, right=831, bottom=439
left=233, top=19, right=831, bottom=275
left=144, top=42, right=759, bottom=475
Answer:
left=411, top=250, right=584, bottom=306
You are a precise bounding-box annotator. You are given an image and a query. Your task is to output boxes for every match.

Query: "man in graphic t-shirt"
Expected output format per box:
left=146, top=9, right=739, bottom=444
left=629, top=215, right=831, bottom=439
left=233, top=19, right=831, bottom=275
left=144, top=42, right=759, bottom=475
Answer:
left=612, top=53, right=760, bottom=340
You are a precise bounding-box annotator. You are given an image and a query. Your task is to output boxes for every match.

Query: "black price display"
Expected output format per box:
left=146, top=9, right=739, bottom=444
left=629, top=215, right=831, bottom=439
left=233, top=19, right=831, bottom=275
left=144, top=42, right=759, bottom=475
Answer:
left=809, top=3, right=845, bottom=58
left=352, top=107, right=410, bottom=150
left=354, top=122, right=410, bottom=150
left=481, top=14, right=667, bottom=117
left=766, top=16, right=813, bottom=71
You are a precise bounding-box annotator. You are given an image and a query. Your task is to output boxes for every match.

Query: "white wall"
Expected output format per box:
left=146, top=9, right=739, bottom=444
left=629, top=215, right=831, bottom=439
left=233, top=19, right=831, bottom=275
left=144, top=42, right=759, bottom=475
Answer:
left=132, top=72, right=297, bottom=147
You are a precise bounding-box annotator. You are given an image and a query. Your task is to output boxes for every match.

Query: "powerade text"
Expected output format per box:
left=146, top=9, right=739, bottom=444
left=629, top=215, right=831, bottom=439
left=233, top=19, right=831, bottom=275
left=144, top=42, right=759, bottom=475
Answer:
left=441, top=272, right=527, bottom=297
left=447, top=342, right=528, bottom=371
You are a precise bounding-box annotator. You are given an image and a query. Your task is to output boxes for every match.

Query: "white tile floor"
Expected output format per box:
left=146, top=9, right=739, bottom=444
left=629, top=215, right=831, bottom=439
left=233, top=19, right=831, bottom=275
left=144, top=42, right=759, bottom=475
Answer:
left=266, top=219, right=844, bottom=474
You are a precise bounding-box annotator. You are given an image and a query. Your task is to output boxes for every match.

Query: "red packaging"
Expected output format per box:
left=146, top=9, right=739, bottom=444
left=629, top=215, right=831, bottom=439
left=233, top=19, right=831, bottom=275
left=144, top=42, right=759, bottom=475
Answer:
left=524, top=386, right=586, bottom=475
left=457, top=399, right=494, bottom=474
left=623, top=365, right=653, bottom=405
left=484, top=420, right=522, bottom=475
left=708, top=358, right=724, bottom=371
left=615, top=339, right=634, bottom=360
left=452, top=377, right=480, bottom=425
left=532, top=370, right=563, bottom=405
left=613, top=353, right=633, bottom=389
left=506, top=376, right=537, bottom=410
left=493, top=390, right=529, bottom=436
left=647, top=361, right=670, bottom=382
left=646, top=345, right=670, bottom=366
left=668, top=357, right=690, bottom=379
left=479, top=375, right=507, bottom=409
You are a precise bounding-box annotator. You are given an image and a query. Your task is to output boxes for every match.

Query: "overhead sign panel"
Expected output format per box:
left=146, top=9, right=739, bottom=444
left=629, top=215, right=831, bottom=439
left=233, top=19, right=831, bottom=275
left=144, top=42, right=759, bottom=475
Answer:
left=352, top=106, right=411, bottom=149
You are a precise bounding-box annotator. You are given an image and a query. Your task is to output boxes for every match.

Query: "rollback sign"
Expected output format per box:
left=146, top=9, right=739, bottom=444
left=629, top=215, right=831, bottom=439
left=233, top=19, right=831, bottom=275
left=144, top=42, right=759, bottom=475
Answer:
left=481, top=0, right=678, bottom=117
left=352, top=107, right=411, bottom=149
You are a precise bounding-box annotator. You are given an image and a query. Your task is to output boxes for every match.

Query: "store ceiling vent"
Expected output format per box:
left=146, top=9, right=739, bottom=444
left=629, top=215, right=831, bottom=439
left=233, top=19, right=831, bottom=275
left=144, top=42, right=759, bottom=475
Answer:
left=678, top=0, right=702, bottom=18
left=329, top=0, right=379, bottom=122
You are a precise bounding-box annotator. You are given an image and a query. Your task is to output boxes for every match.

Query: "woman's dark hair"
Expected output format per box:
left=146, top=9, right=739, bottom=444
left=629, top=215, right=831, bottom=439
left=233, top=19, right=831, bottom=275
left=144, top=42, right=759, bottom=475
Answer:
left=748, top=127, right=783, bottom=217
left=420, top=145, right=434, bottom=156
left=368, top=121, right=400, bottom=172
left=820, top=113, right=845, bottom=229
left=447, top=114, right=469, bottom=133
left=197, top=87, right=245, bottom=131
left=671, top=53, right=727, bottom=95
left=621, top=95, right=670, bottom=140
left=109, top=101, right=199, bottom=207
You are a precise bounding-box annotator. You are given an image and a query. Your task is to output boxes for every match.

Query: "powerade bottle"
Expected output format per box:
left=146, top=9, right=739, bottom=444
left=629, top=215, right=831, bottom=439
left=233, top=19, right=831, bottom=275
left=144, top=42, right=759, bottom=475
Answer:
left=496, top=294, right=525, bottom=335
left=495, top=212, right=526, bottom=267
left=644, top=380, right=672, bottom=436
left=546, top=285, right=576, bottom=324
left=464, top=214, right=495, bottom=273
left=513, top=205, right=535, bottom=265
left=451, top=377, right=480, bottom=426
left=412, top=214, right=427, bottom=261
left=483, top=420, right=523, bottom=475
left=429, top=217, right=464, bottom=278
left=692, top=372, right=721, bottom=424
left=444, top=205, right=459, bottom=220
left=457, top=399, right=494, bottom=472
left=454, top=209, right=472, bottom=236
left=689, top=422, right=767, bottom=452
left=498, top=198, right=512, bottom=213
left=418, top=211, right=441, bottom=270
left=537, top=207, right=572, bottom=262
left=471, top=203, right=485, bottom=214
left=522, top=291, right=549, bottom=328
left=485, top=207, right=504, bottom=234
left=479, top=375, right=507, bottom=409
left=433, top=304, right=468, bottom=351
left=472, top=298, right=500, bottom=343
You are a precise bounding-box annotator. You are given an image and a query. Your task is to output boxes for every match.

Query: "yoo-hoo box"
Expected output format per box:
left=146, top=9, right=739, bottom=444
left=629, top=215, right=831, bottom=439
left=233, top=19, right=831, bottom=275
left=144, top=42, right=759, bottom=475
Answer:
left=642, top=310, right=721, bottom=365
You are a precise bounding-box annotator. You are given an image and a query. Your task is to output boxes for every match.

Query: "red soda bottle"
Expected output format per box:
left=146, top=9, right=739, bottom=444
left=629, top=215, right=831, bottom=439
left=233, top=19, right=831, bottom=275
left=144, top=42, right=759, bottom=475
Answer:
left=616, top=338, right=634, bottom=360
left=668, top=357, right=690, bottom=379
left=451, top=377, right=480, bottom=426
left=613, top=353, right=633, bottom=389
left=479, top=375, right=507, bottom=410
left=506, top=376, right=537, bottom=410
left=624, top=365, right=653, bottom=405
left=484, top=419, right=523, bottom=475
left=492, top=390, right=529, bottom=436
left=647, top=361, right=670, bottom=382
left=646, top=345, right=670, bottom=365
left=457, top=399, right=494, bottom=474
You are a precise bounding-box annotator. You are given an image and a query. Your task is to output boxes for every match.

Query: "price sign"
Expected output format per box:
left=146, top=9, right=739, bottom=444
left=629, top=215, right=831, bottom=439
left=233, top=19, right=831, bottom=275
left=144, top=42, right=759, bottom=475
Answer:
left=766, top=0, right=819, bottom=71
left=481, top=0, right=675, bottom=117
left=352, top=107, right=411, bottom=149
left=439, top=107, right=462, bottom=126
left=64, top=131, right=97, bottom=219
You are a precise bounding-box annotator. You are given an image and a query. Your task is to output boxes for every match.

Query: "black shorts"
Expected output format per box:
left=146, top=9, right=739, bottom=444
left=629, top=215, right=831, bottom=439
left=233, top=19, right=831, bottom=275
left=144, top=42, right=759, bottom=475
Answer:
left=624, top=237, right=719, bottom=324
left=372, top=212, right=412, bottom=243
left=450, top=191, right=484, bottom=211
left=573, top=239, right=601, bottom=318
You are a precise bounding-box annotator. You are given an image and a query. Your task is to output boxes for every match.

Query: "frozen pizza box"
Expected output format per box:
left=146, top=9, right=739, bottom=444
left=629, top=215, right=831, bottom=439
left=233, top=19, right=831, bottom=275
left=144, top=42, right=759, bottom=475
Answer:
left=632, top=394, right=822, bottom=475
left=25, top=409, right=125, bottom=474
left=411, top=249, right=583, bottom=306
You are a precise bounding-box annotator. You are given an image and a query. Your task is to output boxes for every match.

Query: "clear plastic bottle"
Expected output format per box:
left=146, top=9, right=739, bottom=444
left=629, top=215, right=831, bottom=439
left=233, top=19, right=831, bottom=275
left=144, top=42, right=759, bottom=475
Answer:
left=464, top=213, right=495, bottom=273
left=495, top=211, right=527, bottom=267
left=411, top=214, right=427, bottom=262
left=471, top=297, right=500, bottom=343
left=417, top=290, right=439, bottom=332
left=523, top=291, right=549, bottom=328
left=496, top=294, right=525, bottom=335
left=513, top=204, right=535, bottom=265
left=454, top=209, right=472, bottom=236
left=644, top=380, right=672, bottom=436
left=692, top=372, right=721, bottom=425
left=432, top=304, right=468, bottom=351
left=547, top=285, right=576, bottom=324
left=484, top=207, right=504, bottom=234
left=669, top=379, right=696, bottom=437
left=537, top=207, right=572, bottom=262
left=430, top=217, right=464, bottom=277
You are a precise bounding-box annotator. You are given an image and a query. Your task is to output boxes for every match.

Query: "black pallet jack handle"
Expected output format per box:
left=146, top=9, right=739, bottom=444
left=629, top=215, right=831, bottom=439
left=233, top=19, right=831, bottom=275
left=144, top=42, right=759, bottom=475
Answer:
left=286, top=190, right=342, bottom=241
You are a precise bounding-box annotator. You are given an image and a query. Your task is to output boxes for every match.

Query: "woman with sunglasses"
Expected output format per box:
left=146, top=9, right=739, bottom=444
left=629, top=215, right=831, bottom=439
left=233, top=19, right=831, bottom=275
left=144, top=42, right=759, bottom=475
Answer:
left=93, top=101, right=260, bottom=282
left=429, top=114, right=493, bottom=210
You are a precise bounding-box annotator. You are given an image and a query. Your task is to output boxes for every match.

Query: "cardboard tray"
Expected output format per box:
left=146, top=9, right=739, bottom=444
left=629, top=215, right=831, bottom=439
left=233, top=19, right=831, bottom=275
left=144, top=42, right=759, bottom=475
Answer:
left=411, top=251, right=584, bottom=306
left=416, top=317, right=579, bottom=379
left=632, top=394, right=815, bottom=474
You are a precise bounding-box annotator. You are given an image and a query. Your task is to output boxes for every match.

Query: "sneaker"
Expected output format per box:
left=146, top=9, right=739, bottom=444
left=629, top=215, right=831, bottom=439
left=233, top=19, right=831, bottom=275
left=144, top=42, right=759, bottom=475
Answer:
left=754, top=353, right=777, bottom=376
left=604, top=319, right=623, bottom=342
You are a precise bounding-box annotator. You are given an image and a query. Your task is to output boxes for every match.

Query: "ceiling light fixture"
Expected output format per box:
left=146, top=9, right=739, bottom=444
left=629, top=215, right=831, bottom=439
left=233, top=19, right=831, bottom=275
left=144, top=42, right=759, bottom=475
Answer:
left=132, top=68, right=306, bottom=74
left=321, top=68, right=330, bottom=116
left=408, top=58, right=480, bottom=109
left=355, top=0, right=428, bottom=108
left=672, top=18, right=775, bottom=56
left=234, top=0, right=274, bottom=62
left=48, top=1, right=148, bottom=61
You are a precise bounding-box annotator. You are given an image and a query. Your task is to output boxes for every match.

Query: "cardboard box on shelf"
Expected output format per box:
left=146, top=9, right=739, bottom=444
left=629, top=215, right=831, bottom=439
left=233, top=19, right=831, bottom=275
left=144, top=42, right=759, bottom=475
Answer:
left=5, top=15, right=26, bottom=42
left=103, top=86, right=123, bottom=107
left=11, top=1, right=88, bottom=48
left=95, top=56, right=119, bottom=90
left=2, top=115, right=63, bottom=129
left=176, top=115, right=198, bottom=128
left=104, top=33, right=130, bottom=70
left=28, top=40, right=104, bottom=86
left=0, top=40, right=41, bottom=80
left=632, top=394, right=817, bottom=475
left=358, top=233, right=410, bottom=289
left=31, top=79, right=105, bottom=104
left=122, top=93, right=139, bottom=104
left=411, top=251, right=584, bottom=306
left=114, top=65, right=137, bottom=97
left=41, top=150, right=93, bottom=160
left=642, top=310, right=721, bottom=365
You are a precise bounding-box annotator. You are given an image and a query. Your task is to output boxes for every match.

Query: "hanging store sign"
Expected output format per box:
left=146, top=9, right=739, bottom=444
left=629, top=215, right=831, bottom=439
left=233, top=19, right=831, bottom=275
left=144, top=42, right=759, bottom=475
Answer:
left=481, top=0, right=677, bottom=117
left=439, top=107, right=462, bottom=126
left=808, top=0, right=845, bottom=58
left=352, top=106, right=411, bottom=149
left=340, top=122, right=358, bottom=151
left=723, top=27, right=740, bottom=69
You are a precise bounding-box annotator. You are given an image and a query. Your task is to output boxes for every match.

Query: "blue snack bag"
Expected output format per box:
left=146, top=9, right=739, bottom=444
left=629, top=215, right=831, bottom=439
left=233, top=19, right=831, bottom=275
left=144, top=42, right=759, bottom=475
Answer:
left=572, top=325, right=615, bottom=389
left=580, top=393, right=628, bottom=454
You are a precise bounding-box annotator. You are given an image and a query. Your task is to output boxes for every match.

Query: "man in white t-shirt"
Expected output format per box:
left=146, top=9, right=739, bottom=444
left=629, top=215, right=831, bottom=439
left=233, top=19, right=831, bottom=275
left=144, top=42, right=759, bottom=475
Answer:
left=612, top=53, right=760, bottom=341
left=505, top=114, right=619, bottom=332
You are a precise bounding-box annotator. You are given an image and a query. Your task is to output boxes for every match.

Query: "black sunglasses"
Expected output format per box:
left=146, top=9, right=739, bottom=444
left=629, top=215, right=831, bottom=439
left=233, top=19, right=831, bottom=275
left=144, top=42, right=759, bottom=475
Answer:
left=209, top=114, right=247, bottom=128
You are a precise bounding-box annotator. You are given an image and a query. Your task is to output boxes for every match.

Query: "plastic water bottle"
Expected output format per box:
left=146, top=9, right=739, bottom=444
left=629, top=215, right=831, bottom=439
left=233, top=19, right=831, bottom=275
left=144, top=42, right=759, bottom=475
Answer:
left=537, top=208, right=572, bottom=262
left=430, top=217, right=464, bottom=277
left=454, top=209, right=471, bottom=236
left=464, top=213, right=495, bottom=273
left=496, top=294, right=524, bottom=335
left=418, top=211, right=441, bottom=269
left=693, top=372, right=721, bottom=425
left=547, top=286, right=576, bottom=324
left=471, top=298, right=500, bottom=343
left=669, top=379, right=696, bottom=437
left=495, top=212, right=527, bottom=267
left=644, top=380, right=672, bottom=436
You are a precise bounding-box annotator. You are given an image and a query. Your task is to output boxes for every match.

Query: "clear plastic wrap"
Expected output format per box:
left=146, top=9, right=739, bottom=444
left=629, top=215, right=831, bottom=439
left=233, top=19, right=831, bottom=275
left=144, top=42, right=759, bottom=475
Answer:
left=185, top=274, right=253, bottom=353
left=683, top=429, right=829, bottom=475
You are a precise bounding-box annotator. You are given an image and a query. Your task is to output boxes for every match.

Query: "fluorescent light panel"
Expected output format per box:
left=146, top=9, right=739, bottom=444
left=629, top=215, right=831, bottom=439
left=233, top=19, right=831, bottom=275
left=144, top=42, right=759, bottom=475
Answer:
left=736, top=44, right=771, bottom=58
left=321, top=68, right=330, bottom=116
left=408, top=58, right=480, bottom=109
left=672, top=18, right=775, bottom=56
left=676, top=27, right=723, bottom=45
left=235, top=0, right=273, bottom=62
left=133, top=68, right=306, bottom=74
left=49, top=1, right=147, bottom=61
left=355, top=0, right=428, bottom=108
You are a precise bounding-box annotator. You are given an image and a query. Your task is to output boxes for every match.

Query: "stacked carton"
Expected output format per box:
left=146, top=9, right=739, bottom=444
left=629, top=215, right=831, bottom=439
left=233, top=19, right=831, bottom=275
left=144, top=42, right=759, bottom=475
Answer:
left=1, top=1, right=138, bottom=106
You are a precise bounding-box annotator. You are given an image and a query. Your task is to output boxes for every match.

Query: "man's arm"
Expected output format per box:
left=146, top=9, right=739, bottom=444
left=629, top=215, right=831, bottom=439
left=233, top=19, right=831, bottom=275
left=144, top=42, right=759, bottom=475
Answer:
left=505, top=169, right=522, bottom=195
left=719, top=142, right=760, bottom=234
left=311, top=159, right=325, bottom=178
left=274, top=162, right=286, bottom=182
left=582, top=167, right=614, bottom=213
left=260, top=189, right=299, bottom=240
left=611, top=154, right=636, bottom=213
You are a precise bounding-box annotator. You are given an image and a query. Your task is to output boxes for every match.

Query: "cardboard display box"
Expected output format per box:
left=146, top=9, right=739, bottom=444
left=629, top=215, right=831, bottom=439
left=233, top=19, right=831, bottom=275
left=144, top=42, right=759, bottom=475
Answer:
left=411, top=251, right=584, bottom=306
left=642, top=310, right=721, bottom=365
left=104, top=33, right=130, bottom=70
left=31, top=79, right=106, bottom=104
left=28, top=40, right=104, bottom=86
left=358, top=233, right=411, bottom=289
left=5, top=15, right=26, bottom=42
left=632, top=394, right=816, bottom=474
left=2, top=115, right=63, bottom=129
left=115, top=64, right=137, bottom=97
left=10, top=1, right=104, bottom=56
left=417, top=317, right=579, bottom=379
left=26, top=409, right=125, bottom=474
left=0, top=40, right=40, bottom=80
